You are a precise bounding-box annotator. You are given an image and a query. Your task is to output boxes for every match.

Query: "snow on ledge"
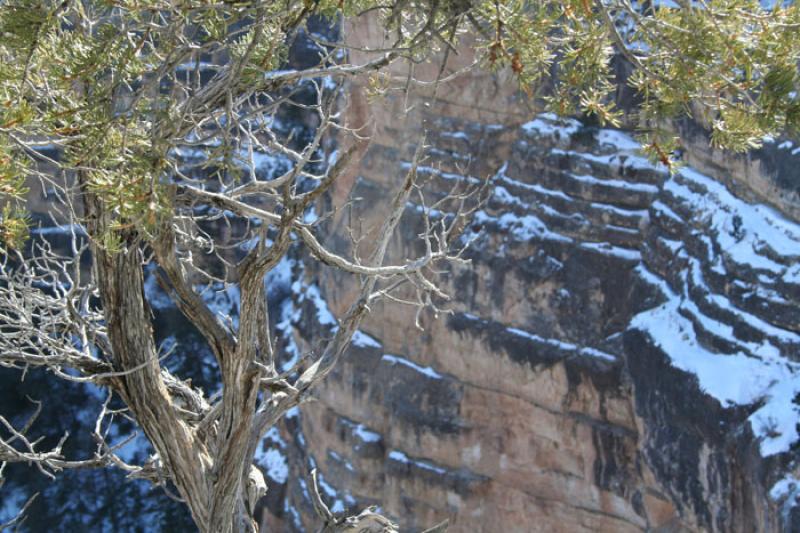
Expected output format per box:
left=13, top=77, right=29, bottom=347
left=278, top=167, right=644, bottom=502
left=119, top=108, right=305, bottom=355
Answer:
left=388, top=450, right=447, bottom=475
left=521, top=113, right=581, bottom=139
left=351, top=330, right=382, bottom=348
left=382, top=353, right=443, bottom=379
left=631, top=292, right=800, bottom=457
left=340, top=418, right=382, bottom=444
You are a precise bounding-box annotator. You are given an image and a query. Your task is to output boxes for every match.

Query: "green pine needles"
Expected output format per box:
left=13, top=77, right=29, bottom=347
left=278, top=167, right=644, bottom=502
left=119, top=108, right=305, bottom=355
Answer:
left=0, top=0, right=799, bottom=248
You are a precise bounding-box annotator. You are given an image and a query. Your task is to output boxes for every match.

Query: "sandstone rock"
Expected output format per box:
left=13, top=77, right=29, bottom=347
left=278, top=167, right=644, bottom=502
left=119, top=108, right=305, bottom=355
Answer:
left=263, top=17, right=800, bottom=533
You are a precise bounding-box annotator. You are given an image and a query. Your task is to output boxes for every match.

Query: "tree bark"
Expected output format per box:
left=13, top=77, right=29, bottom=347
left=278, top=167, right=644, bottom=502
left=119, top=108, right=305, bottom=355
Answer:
left=82, top=181, right=214, bottom=529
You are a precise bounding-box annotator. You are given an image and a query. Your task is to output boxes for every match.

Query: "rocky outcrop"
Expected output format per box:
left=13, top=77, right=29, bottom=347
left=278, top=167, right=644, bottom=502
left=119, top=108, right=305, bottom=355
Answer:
left=625, top=158, right=800, bottom=532
left=257, top=20, right=800, bottom=533
left=259, top=77, right=800, bottom=532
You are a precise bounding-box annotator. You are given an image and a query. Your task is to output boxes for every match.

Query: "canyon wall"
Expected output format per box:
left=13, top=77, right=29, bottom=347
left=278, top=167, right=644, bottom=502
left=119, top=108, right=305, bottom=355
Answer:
left=261, top=23, right=800, bottom=533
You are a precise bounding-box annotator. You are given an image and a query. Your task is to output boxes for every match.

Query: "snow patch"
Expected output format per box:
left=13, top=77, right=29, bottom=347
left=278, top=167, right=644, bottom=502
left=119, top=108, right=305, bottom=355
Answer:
left=521, top=113, right=581, bottom=139
left=631, top=296, right=800, bottom=456
left=579, top=241, right=642, bottom=262
left=441, top=131, right=470, bottom=141
left=198, top=283, right=241, bottom=329
left=569, top=172, right=660, bottom=194
left=388, top=450, right=447, bottom=474
left=554, top=148, right=665, bottom=173
left=506, top=325, right=617, bottom=361
left=474, top=210, right=573, bottom=244
left=382, top=353, right=443, bottom=379
left=341, top=418, right=382, bottom=443
left=351, top=330, right=382, bottom=348
left=771, top=475, right=800, bottom=500
left=294, top=283, right=338, bottom=328
left=665, top=167, right=800, bottom=275
left=30, top=223, right=87, bottom=237
left=596, top=129, right=642, bottom=151
left=257, top=448, right=289, bottom=484
left=580, top=347, right=617, bottom=361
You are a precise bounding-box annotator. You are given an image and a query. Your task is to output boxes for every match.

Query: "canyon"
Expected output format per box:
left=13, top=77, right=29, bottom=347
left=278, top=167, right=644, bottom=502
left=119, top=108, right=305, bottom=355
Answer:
left=258, top=25, right=800, bottom=533
left=3, top=17, right=800, bottom=533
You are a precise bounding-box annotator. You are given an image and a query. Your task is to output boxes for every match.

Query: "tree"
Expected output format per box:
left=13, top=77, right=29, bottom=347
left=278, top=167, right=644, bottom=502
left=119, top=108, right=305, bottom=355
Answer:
left=0, top=1, right=798, bottom=531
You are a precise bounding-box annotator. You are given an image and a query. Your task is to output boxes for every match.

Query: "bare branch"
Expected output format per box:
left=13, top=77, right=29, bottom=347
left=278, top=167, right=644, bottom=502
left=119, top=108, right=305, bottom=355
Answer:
left=0, top=492, right=38, bottom=531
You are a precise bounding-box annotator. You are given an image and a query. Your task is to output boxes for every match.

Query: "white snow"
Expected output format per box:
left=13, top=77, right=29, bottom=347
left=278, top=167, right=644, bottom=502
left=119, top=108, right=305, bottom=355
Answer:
left=651, top=200, right=684, bottom=223
left=634, top=299, right=766, bottom=402
left=493, top=185, right=527, bottom=208
left=294, top=283, right=338, bottom=328
left=303, top=207, right=318, bottom=224
left=329, top=450, right=356, bottom=472
left=284, top=502, right=303, bottom=530
left=508, top=326, right=577, bottom=351
left=579, top=241, right=642, bottom=262
left=665, top=167, right=800, bottom=275
left=351, top=330, right=382, bottom=348
left=771, top=475, right=800, bottom=500
left=405, top=201, right=444, bottom=219
left=264, top=256, right=294, bottom=294
left=401, top=162, right=481, bottom=185
left=258, top=448, right=289, bottom=484
left=785, top=264, right=800, bottom=284
left=658, top=237, right=683, bottom=254
left=316, top=473, right=337, bottom=497
left=382, top=353, right=443, bottom=379
left=596, top=129, right=642, bottom=151
left=631, top=290, right=800, bottom=456
left=315, top=471, right=350, bottom=515
left=340, top=418, right=382, bottom=443
left=239, top=235, right=273, bottom=252
left=506, top=325, right=616, bottom=361
left=267, top=257, right=302, bottom=371
left=580, top=347, right=617, bottom=361
left=633, top=204, right=800, bottom=454
left=170, top=146, right=208, bottom=163
left=521, top=113, right=582, bottom=139
left=553, top=148, right=665, bottom=174
left=497, top=170, right=574, bottom=202
left=689, top=260, right=798, bottom=346
left=607, top=223, right=640, bottom=236
left=426, top=147, right=472, bottom=162
left=199, top=283, right=241, bottom=329
left=234, top=147, right=291, bottom=179
left=263, top=426, right=286, bottom=447
left=569, top=172, right=660, bottom=194
left=276, top=298, right=301, bottom=372
left=589, top=202, right=648, bottom=219
left=492, top=184, right=583, bottom=226
left=388, top=450, right=447, bottom=474
left=30, top=223, right=87, bottom=236
left=473, top=210, right=573, bottom=244
left=353, top=424, right=381, bottom=443
left=441, top=131, right=470, bottom=141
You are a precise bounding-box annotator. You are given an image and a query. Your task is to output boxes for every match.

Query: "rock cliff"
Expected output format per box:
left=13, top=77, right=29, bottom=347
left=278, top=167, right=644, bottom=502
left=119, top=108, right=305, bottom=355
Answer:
left=261, top=37, right=800, bottom=532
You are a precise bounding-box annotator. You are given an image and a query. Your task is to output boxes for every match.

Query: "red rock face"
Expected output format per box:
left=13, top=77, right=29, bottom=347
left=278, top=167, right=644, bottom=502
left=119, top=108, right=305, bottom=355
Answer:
left=263, top=17, right=800, bottom=533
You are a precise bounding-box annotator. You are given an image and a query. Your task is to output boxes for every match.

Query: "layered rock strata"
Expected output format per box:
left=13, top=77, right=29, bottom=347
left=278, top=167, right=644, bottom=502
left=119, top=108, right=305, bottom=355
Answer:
left=261, top=85, right=800, bottom=532
left=250, top=18, right=800, bottom=531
